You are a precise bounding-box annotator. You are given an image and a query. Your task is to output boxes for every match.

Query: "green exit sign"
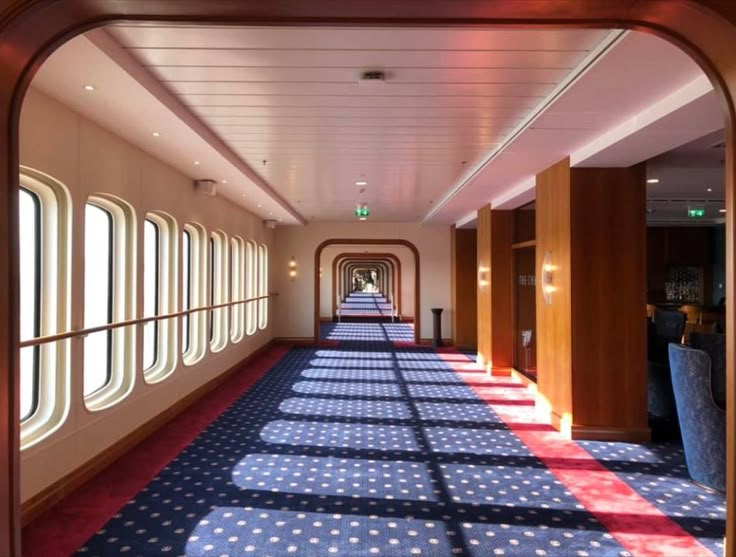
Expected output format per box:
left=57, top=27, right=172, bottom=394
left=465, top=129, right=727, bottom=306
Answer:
left=354, top=206, right=370, bottom=218
left=688, top=208, right=705, bottom=218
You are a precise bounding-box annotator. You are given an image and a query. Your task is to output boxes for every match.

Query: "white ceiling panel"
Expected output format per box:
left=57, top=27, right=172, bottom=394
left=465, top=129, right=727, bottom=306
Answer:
left=32, top=23, right=713, bottom=224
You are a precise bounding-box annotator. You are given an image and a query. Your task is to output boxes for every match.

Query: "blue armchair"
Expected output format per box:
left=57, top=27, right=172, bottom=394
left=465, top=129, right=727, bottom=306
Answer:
left=668, top=343, right=726, bottom=492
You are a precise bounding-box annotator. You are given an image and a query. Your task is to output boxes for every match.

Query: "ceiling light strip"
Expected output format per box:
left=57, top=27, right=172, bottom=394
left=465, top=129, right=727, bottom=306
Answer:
left=87, top=29, right=306, bottom=225
left=422, top=29, right=627, bottom=224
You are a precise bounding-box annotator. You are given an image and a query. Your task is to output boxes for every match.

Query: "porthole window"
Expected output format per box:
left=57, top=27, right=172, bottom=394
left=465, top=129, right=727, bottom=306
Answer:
left=230, top=236, right=245, bottom=343
left=209, top=230, right=229, bottom=352
left=19, top=168, right=72, bottom=449
left=257, top=243, right=268, bottom=330
left=83, top=194, right=136, bottom=411
left=182, top=223, right=207, bottom=366
left=143, top=212, right=178, bottom=383
left=245, top=240, right=257, bottom=336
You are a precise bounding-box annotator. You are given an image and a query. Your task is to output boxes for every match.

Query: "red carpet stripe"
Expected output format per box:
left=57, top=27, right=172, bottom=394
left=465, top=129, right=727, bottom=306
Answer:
left=22, top=344, right=290, bottom=557
left=436, top=351, right=715, bottom=557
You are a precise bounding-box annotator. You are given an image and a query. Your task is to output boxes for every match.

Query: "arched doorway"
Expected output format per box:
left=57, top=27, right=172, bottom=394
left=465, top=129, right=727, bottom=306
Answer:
left=315, top=239, right=420, bottom=344
left=332, top=253, right=403, bottom=318
left=1, top=3, right=736, bottom=554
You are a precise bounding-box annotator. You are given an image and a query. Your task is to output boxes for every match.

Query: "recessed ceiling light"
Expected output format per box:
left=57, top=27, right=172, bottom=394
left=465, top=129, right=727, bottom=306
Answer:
left=355, top=180, right=368, bottom=186
left=194, top=161, right=200, bottom=165
left=152, top=132, right=160, bottom=137
left=222, top=180, right=227, bottom=184
left=647, top=178, right=660, bottom=184
left=359, top=217, right=367, bottom=221
left=278, top=218, right=283, bottom=222
left=707, top=187, right=713, bottom=192
left=720, top=209, right=727, bottom=213
left=83, top=84, right=96, bottom=91
left=269, top=212, right=273, bottom=215
left=241, top=194, right=246, bottom=197
left=257, top=204, right=262, bottom=208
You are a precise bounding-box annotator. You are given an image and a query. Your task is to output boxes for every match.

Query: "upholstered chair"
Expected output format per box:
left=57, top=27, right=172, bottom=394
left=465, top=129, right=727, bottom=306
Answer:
left=668, top=343, right=726, bottom=492
left=689, top=332, right=726, bottom=410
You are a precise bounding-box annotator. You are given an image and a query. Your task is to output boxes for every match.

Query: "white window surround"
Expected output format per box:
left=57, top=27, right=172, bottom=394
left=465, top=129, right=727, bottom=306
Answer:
left=83, top=193, right=137, bottom=413
left=209, top=230, right=229, bottom=353
left=245, top=240, right=257, bottom=336
left=182, top=222, right=207, bottom=366
left=19, top=167, right=72, bottom=450
left=230, top=236, right=245, bottom=343
left=143, top=211, right=178, bottom=384
left=257, top=243, right=268, bottom=331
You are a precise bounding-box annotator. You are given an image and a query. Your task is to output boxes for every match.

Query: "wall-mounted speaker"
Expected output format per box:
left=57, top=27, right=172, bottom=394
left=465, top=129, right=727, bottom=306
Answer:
left=194, top=179, right=217, bottom=196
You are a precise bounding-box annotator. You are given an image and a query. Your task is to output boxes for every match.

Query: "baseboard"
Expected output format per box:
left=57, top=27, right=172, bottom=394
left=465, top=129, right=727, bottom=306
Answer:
left=570, top=424, right=651, bottom=443
left=490, top=366, right=513, bottom=377
left=509, top=368, right=538, bottom=390
left=21, top=339, right=276, bottom=526
left=273, top=337, right=316, bottom=346
left=319, top=317, right=333, bottom=322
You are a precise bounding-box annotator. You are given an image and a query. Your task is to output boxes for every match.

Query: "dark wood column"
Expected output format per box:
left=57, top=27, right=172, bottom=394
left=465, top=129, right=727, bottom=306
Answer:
left=535, top=158, right=649, bottom=442
left=451, top=225, right=477, bottom=349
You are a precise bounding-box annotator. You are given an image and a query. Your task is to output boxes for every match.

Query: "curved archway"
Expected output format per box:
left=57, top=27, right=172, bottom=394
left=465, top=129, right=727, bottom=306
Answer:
left=315, top=239, right=420, bottom=344
left=2, top=3, right=736, bottom=553
left=331, top=253, right=402, bottom=317
left=341, top=260, right=395, bottom=316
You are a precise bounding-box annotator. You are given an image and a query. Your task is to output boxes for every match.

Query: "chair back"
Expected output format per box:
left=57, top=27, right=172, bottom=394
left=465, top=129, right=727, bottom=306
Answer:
left=654, top=310, right=686, bottom=343
left=689, top=332, right=726, bottom=409
left=668, top=343, right=725, bottom=492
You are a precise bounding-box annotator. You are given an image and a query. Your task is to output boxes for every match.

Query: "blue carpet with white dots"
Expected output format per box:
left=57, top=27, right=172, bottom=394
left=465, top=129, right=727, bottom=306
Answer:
left=76, top=325, right=724, bottom=556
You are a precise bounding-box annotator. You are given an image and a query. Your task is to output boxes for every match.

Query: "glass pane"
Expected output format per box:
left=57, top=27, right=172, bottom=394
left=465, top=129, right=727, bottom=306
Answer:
left=209, top=237, right=215, bottom=342
left=19, top=188, right=40, bottom=420
left=143, top=219, right=159, bottom=370
left=84, top=203, right=113, bottom=397
left=182, top=230, right=191, bottom=354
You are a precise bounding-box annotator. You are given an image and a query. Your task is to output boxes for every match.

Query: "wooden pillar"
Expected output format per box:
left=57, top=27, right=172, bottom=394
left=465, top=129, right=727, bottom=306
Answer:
left=491, top=210, right=514, bottom=370
left=535, top=158, right=649, bottom=442
left=451, top=225, right=477, bottom=349
left=477, top=205, right=492, bottom=372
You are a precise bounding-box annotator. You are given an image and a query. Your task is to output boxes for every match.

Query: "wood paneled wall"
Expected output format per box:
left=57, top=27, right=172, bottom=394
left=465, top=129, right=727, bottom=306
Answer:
left=477, top=205, right=492, bottom=372
left=451, top=226, right=477, bottom=349
left=535, top=159, right=573, bottom=432
left=491, top=211, right=514, bottom=369
left=535, top=158, right=649, bottom=441
left=569, top=166, right=648, bottom=439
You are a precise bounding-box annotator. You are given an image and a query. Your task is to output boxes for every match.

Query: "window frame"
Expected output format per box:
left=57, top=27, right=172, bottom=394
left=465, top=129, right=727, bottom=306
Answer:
left=257, top=243, right=268, bottom=330
left=230, top=236, right=245, bottom=343
left=83, top=194, right=137, bottom=412
left=245, top=240, right=257, bottom=336
left=19, top=167, right=72, bottom=450
left=209, top=230, right=229, bottom=352
left=182, top=222, right=207, bottom=366
left=143, top=211, right=178, bottom=384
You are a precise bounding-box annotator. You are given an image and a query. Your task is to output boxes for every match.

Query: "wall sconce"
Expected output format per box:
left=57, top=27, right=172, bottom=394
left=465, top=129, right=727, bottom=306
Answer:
left=477, top=265, right=490, bottom=289
left=541, top=251, right=555, bottom=305
left=319, top=266, right=323, bottom=278
left=288, top=256, right=297, bottom=280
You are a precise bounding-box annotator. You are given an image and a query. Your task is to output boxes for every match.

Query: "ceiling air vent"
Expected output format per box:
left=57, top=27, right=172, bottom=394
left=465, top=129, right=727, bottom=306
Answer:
left=359, top=70, right=386, bottom=86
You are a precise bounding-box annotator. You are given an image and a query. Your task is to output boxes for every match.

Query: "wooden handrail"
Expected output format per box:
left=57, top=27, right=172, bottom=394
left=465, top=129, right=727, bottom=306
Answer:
left=19, top=293, right=278, bottom=348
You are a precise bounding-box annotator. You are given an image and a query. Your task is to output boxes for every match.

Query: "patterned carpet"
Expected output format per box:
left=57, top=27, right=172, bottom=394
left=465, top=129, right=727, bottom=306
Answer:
left=338, top=292, right=394, bottom=317
left=62, top=332, right=723, bottom=556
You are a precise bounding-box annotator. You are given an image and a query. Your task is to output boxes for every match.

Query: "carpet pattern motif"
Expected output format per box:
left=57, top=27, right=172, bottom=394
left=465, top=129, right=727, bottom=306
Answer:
left=74, top=337, right=724, bottom=556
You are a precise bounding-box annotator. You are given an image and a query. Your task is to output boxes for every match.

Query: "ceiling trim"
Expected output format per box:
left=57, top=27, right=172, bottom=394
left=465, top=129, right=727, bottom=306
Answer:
left=422, top=29, right=626, bottom=224
left=87, top=28, right=307, bottom=225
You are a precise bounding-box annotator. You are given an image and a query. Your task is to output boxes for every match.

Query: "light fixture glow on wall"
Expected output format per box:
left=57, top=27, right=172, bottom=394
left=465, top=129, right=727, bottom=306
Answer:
left=477, top=265, right=489, bottom=288
left=288, top=256, right=297, bottom=280
left=541, top=251, right=555, bottom=305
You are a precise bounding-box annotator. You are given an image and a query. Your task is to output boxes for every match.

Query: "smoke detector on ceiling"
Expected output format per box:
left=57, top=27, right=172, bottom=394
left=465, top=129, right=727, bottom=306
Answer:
left=359, top=70, right=386, bottom=86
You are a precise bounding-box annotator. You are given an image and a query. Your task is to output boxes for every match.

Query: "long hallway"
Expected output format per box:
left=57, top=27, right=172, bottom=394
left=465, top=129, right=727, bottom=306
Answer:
left=25, top=328, right=725, bottom=557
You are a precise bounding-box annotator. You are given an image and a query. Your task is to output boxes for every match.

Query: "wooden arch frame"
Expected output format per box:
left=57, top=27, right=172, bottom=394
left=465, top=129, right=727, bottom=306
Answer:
left=2, top=2, right=736, bottom=554
left=332, top=253, right=402, bottom=317
left=315, top=239, right=420, bottom=344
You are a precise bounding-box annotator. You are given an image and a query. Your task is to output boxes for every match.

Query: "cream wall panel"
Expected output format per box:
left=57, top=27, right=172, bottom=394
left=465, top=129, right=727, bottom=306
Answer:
left=273, top=222, right=452, bottom=340
left=19, top=87, right=274, bottom=503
